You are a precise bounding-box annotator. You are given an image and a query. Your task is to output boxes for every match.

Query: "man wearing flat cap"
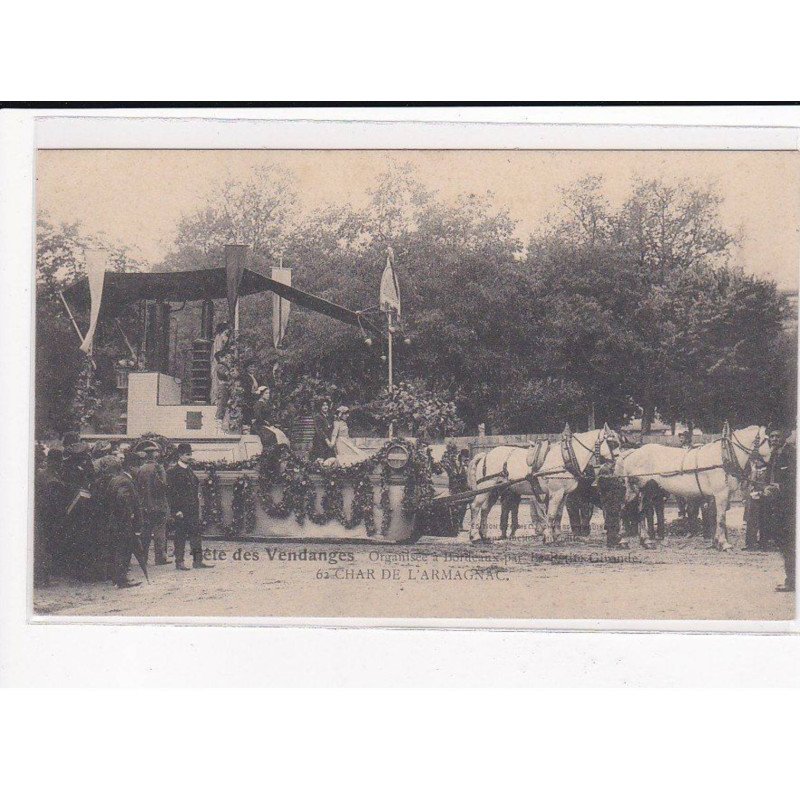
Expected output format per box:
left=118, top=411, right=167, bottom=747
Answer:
left=166, top=444, right=213, bottom=571
left=136, top=442, right=172, bottom=565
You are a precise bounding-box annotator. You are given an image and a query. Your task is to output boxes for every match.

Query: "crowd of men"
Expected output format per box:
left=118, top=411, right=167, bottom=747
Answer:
left=34, top=435, right=213, bottom=589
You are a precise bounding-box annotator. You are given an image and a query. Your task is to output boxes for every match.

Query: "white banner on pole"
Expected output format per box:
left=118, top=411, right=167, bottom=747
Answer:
left=79, top=249, right=108, bottom=354
left=379, top=247, right=401, bottom=318
left=272, top=266, right=292, bottom=348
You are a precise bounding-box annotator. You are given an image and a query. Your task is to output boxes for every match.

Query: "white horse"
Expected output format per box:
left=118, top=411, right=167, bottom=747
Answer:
left=614, top=424, right=769, bottom=551
left=467, top=425, right=621, bottom=544
left=466, top=445, right=539, bottom=542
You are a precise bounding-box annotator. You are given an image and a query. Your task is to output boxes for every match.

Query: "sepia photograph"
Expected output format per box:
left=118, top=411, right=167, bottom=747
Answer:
left=6, top=3, right=800, bottom=783
left=30, top=146, right=799, bottom=623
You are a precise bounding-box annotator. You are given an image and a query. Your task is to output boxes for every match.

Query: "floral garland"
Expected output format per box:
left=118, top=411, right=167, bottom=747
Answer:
left=378, top=464, right=392, bottom=535
left=71, top=354, right=100, bottom=429
left=434, top=443, right=465, bottom=484
left=402, top=443, right=436, bottom=517
left=194, top=438, right=434, bottom=539
left=231, top=474, right=258, bottom=537
left=200, top=465, right=227, bottom=533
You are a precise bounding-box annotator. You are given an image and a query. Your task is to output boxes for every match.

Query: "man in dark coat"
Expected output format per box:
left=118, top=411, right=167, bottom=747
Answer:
left=35, top=447, right=68, bottom=584
left=742, top=449, right=768, bottom=551
left=91, top=443, right=123, bottom=581
left=136, top=443, right=172, bottom=565
left=166, top=443, right=213, bottom=571
left=107, top=450, right=144, bottom=589
left=241, top=362, right=262, bottom=431
left=760, top=428, right=796, bottom=592
left=61, top=432, right=96, bottom=579
left=564, top=479, right=595, bottom=539
left=594, top=460, right=630, bottom=549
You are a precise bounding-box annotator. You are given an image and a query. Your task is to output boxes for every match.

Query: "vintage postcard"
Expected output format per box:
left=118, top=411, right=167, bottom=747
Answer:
left=29, top=131, right=799, bottom=625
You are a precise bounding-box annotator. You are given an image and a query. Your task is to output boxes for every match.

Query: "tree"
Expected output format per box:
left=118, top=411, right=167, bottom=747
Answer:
left=162, top=165, right=297, bottom=273
left=162, top=164, right=533, bottom=430
left=157, top=165, right=795, bottom=438
left=531, top=176, right=789, bottom=433
left=35, top=215, right=142, bottom=438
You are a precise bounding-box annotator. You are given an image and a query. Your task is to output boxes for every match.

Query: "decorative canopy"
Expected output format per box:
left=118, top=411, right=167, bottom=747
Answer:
left=64, top=266, right=380, bottom=333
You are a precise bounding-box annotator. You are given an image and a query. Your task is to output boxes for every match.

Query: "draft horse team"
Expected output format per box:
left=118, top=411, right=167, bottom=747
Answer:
left=464, top=421, right=795, bottom=591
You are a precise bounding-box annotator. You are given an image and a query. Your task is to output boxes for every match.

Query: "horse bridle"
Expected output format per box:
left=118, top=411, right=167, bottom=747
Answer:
left=723, top=428, right=767, bottom=482
left=729, top=430, right=764, bottom=460
left=568, top=428, right=620, bottom=477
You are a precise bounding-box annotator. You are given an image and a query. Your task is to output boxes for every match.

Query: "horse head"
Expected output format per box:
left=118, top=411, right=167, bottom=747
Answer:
left=567, top=424, right=622, bottom=475
left=749, top=425, right=771, bottom=464
left=728, top=423, right=771, bottom=470
left=597, top=422, right=622, bottom=462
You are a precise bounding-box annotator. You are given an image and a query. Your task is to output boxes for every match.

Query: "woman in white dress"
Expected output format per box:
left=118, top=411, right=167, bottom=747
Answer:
left=330, top=406, right=369, bottom=467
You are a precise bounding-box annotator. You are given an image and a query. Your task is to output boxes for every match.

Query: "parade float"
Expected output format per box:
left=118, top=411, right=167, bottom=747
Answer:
left=62, top=246, right=464, bottom=543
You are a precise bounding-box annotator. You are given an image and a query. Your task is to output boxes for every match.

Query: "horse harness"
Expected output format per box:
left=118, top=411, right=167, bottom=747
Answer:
left=631, top=429, right=761, bottom=494
left=727, top=429, right=765, bottom=481
left=475, top=440, right=554, bottom=500
left=679, top=446, right=707, bottom=497
left=562, top=429, right=617, bottom=482
left=476, top=456, right=509, bottom=486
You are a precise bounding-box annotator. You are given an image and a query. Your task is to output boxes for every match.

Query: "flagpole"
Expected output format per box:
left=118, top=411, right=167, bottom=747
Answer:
left=380, top=246, right=399, bottom=438
left=388, top=313, right=394, bottom=392
left=58, top=291, right=85, bottom=343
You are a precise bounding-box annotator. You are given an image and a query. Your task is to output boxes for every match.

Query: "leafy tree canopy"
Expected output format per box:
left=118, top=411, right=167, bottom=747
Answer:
left=37, top=165, right=796, bottom=439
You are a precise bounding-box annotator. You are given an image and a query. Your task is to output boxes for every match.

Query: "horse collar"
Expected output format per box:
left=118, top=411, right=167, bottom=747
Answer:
left=722, top=430, right=747, bottom=481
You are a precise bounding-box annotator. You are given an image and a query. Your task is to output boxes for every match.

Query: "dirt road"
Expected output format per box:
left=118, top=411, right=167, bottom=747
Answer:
left=34, top=504, right=795, bottom=621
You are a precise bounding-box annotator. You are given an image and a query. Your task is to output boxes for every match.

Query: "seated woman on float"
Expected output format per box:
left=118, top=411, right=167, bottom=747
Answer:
left=324, top=405, right=369, bottom=468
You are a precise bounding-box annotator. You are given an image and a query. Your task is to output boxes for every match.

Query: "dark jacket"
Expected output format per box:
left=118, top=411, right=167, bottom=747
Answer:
left=309, top=413, right=334, bottom=460
left=252, top=399, right=272, bottom=430
left=107, top=472, right=143, bottom=535
left=63, top=452, right=95, bottom=493
left=236, top=372, right=258, bottom=426
left=136, top=461, right=169, bottom=516
left=166, top=463, right=200, bottom=520
left=766, top=443, right=796, bottom=513
left=252, top=400, right=278, bottom=448
left=38, top=468, right=69, bottom=536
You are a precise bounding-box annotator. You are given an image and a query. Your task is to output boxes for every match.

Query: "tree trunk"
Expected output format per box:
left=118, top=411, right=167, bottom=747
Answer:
left=641, top=403, right=655, bottom=435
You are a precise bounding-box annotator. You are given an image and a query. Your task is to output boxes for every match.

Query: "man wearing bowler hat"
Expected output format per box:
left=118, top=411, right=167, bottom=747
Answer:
left=166, top=443, right=213, bottom=571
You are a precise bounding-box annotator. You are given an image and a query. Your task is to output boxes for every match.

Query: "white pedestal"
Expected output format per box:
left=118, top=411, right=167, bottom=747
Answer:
left=123, top=371, right=263, bottom=462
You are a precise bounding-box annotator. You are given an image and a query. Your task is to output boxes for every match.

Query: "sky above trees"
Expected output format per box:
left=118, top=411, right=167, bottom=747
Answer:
left=36, top=149, right=800, bottom=290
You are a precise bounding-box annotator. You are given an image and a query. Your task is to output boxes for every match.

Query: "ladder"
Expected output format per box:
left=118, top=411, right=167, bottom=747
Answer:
left=190, top=338, right=212, bottom=403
